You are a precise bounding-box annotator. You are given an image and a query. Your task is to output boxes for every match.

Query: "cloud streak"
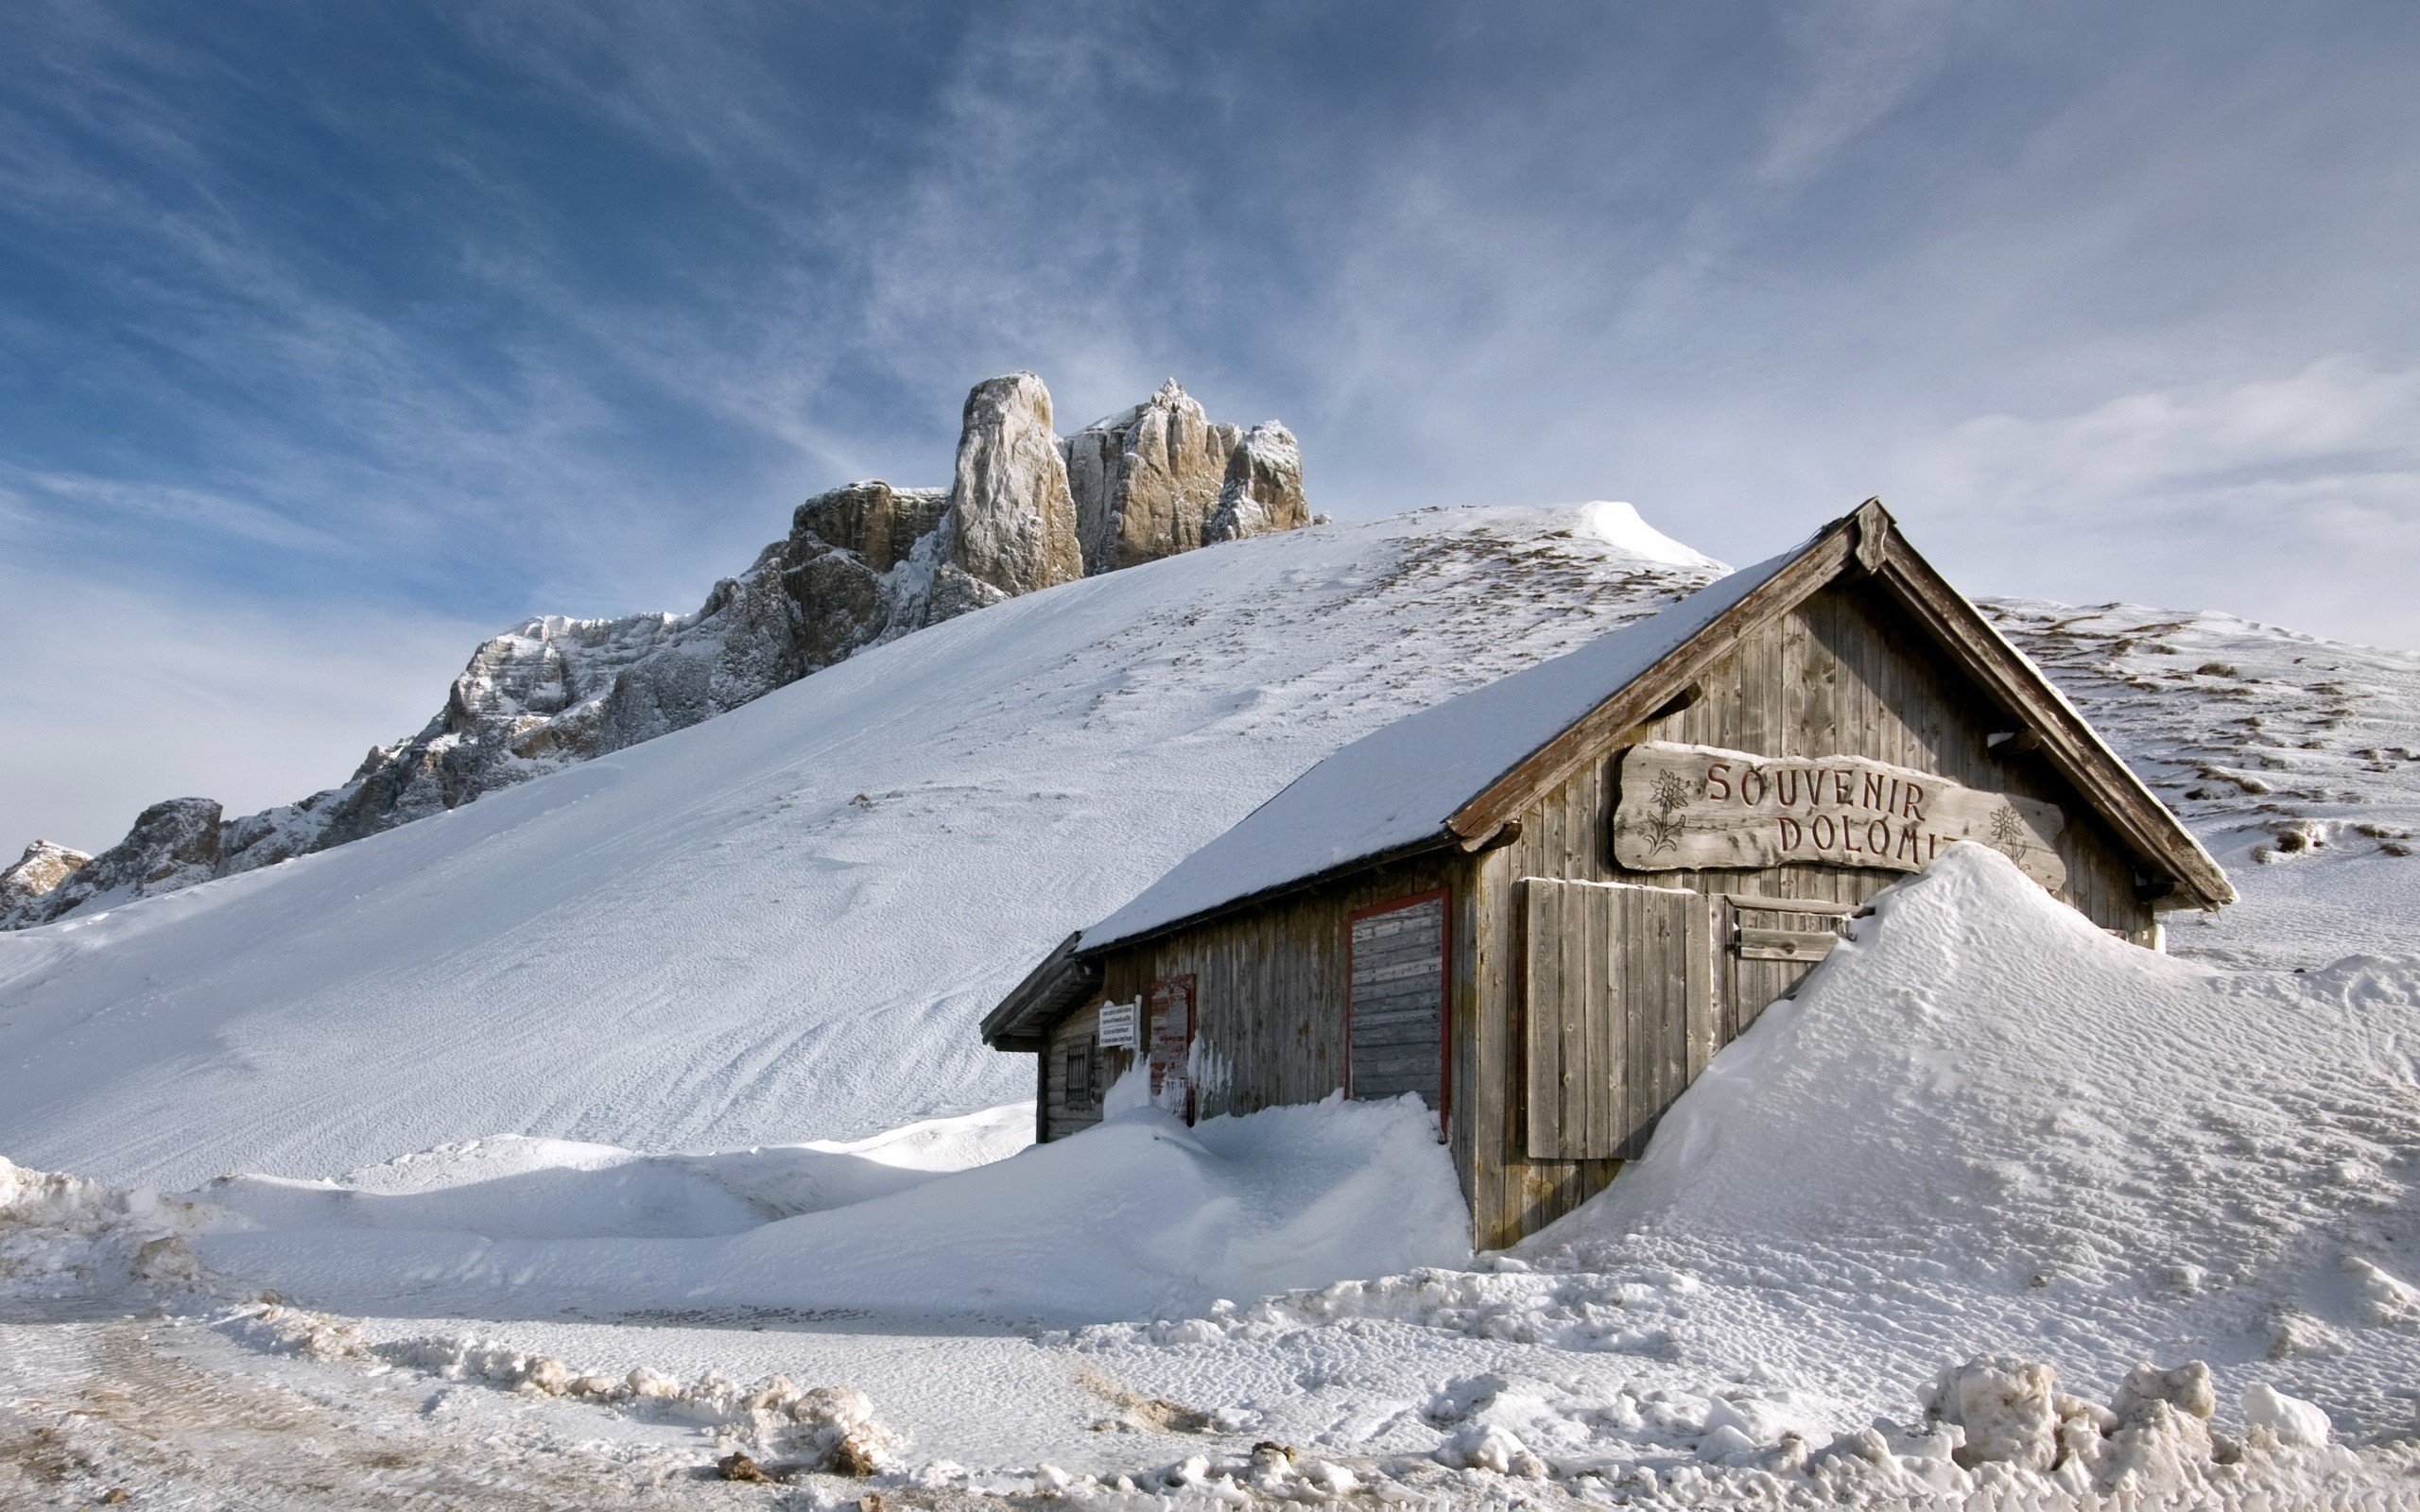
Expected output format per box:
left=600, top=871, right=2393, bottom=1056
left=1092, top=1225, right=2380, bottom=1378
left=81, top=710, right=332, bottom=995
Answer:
left=2, top=0, right=2417, bottom=850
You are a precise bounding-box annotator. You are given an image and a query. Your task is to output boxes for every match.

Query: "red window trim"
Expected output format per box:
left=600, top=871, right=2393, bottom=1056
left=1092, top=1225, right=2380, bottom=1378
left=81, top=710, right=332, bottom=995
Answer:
left=1343, top=885, right=1453, bottom=1134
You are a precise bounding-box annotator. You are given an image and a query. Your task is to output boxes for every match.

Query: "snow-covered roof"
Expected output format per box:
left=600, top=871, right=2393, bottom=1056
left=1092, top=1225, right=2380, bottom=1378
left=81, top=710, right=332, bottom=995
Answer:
left=1080, top=540, right=1811, bottom=952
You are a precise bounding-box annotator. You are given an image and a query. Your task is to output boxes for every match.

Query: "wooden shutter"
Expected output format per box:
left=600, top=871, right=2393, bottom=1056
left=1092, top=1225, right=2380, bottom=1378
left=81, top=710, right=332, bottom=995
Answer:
left=1521, top=877, right=1713, bottom=1160
left=1346, top=889, right=1450, bottom=1121
left=1063, top=1040, right=1096, bottom=1108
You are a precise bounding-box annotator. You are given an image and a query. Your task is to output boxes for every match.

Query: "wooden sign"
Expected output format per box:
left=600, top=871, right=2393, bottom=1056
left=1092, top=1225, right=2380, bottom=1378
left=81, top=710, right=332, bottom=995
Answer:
left=1096, top=998, right=1140, bottom=1051
left=1613, top=741, right=2067, bottom=890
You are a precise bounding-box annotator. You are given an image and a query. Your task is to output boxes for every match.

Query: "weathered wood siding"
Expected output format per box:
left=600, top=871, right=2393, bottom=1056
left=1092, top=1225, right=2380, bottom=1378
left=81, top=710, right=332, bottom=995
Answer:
left=1042, top=1000, right=1127, bottom=1143
left=1347, top=891, right=1451, bottom=1110
left=1519, top=878, right=1712, bottom=1160
left=1463, top=586, right=2159, bottom=1247
left=1084, top=854, right=1480, bottom=1199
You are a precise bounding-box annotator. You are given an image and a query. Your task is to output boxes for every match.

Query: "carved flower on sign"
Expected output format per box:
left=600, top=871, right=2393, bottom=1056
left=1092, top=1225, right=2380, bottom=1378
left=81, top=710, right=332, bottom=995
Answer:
left=1642, top=767, right=1694, bottom=855
left=1988, top=801, right=2029, bottom=858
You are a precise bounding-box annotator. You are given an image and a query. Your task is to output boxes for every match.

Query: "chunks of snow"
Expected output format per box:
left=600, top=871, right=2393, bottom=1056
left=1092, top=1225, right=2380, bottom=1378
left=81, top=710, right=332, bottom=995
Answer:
left=227, top=1303, right=905, bottom=1471
left=1436, top=1421, right=1547, bottom=1477
left=2343, top=1254, right=2420, bottom=1327
left=0, top=1155, right=206, bottom=1302
left=1923, top=1355, right=2062, bottom=1470
left=2242, top=1383, right=2333, bottom=1449
left=2113, top=1361, right=2218, bottom=1424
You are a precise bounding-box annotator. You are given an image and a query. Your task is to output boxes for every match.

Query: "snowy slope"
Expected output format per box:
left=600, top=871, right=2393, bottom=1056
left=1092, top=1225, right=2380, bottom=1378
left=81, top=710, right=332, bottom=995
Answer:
left=0, top=505, right=1717, bottom=1188
left=14, top=506, right=2420, bottom=1507
left=1986, top=599, right=2420, bottom=968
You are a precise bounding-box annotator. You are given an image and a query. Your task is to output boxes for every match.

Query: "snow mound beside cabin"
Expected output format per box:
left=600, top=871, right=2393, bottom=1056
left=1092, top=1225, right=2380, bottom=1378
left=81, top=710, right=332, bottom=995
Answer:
left=196, top=1104, right=1032, bottom=1241
left=192, top=1092, right=1470, bottom=1327
left=1532, top=843, right=2420, bottom=1440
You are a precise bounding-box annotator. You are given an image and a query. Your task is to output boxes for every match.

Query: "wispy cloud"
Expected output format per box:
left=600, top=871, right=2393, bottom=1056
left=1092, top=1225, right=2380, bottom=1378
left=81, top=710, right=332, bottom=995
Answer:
left=0, top=549, right=487, bottom=854
left=3, top=0, right=2418, bottom=848
left=1888, top=357, right=2420, bottom=643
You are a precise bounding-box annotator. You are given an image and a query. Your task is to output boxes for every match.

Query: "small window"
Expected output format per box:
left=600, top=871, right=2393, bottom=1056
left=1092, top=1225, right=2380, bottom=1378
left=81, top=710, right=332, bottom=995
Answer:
left=1063, top=1039, right=1097, bottom=1108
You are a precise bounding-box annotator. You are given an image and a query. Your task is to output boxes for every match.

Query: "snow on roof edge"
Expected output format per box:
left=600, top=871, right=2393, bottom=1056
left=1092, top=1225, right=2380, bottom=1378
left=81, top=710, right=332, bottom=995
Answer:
left=1077, top=536, right=1818, bottom=954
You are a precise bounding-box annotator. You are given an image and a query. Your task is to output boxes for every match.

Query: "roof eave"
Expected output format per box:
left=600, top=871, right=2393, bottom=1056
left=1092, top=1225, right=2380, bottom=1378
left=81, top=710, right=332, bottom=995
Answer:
left=1445, top=499, right=2234, bottom=911
left=1860, top=524, right=2236, bottom=911
left=979, top=932, right=1101, bottom=1051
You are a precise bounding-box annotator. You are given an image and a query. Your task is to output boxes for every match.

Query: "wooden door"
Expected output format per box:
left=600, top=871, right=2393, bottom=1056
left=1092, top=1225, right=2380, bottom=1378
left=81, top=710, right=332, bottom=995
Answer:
left=1521, top=878, right=1714, bottom=1160
left=1716, top=894, right=1851, bottom=1038
left=1346, top=890, right=1450, bottom=1125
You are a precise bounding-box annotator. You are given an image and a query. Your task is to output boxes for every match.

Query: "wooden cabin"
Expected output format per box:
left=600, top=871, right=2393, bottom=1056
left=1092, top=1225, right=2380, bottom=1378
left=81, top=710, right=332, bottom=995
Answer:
left=979, top=502, right=2232, bottom=1248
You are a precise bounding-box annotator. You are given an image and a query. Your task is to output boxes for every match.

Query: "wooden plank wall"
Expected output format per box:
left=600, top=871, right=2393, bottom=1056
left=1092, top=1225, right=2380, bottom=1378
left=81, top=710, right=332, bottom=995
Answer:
left=1720, top=896, right=1847, bottom=1039
left=1094, top=854, right=1475, bottom=1157
left=1463, top=586, right=2160, bottom=1247
left=1041, top=1000, right=1124, bottom=1142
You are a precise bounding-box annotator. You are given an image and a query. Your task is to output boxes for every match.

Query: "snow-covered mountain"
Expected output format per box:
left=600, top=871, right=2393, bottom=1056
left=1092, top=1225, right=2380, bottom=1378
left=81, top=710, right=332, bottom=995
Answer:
left=6, top=495, right=2419, bottom=1194
left=11, top=499, right=2420, bottom=1507
left=0, top=373, right=1308, bottom=931
left=0, top=504, right=1721, bottom=1186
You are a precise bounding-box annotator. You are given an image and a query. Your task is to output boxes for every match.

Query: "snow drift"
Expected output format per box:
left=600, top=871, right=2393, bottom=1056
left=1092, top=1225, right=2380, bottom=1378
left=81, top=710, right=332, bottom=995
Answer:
left=196, top=1104, right=1033, bottom=1242
left=1533, top=843, right=2420, bottom=1440
left=193, top=1091, right=1468, bottom=1326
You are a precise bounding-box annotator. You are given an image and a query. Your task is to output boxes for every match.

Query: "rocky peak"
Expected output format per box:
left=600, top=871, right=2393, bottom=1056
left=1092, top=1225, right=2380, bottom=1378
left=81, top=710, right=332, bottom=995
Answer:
left=8, top=370, right=1312, bottom=930
left=4, top=799, right=223, bottom=927
left=0, top=840, right=91, bottom=924
left=1208, top=421, right=1309, bottom=542
left=931, top=372, right=1086, bottom=610
left=792, top=480, right=950, bottom=576
left=1063, top=379, right=1244, bottom=575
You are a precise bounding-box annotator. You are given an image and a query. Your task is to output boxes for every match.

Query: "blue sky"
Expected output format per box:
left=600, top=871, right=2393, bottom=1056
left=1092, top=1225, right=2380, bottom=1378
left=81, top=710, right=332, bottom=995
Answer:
left=5, top=0, right=2418, bottom=853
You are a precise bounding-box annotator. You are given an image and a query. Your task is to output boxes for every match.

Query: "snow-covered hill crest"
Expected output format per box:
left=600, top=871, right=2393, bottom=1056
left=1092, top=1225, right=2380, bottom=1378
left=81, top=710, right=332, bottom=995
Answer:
left=0, top=503, right=1715, bottom=1185
left=1, top=373, right=1308, bottom=930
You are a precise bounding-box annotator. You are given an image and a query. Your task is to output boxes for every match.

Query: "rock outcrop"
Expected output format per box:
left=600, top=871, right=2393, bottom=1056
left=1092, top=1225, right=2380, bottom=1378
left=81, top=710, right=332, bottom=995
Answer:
left=0, top=840, right=91, bottom=923
left=6, top=372, right=1311, bottom=929
left=7, top=799, right=223, bottom=925
left=929, top=373, right=1084, bottom=611
left=1063, top=381, right=1307, bottom=573
left=1209, top=421, right=1309, bottom=543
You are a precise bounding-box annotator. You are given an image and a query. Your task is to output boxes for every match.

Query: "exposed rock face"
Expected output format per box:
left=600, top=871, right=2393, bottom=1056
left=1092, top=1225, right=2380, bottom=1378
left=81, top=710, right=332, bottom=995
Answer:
left=1065, top=380, right=1236, bottom=574
left=1059, top=381, right=1307, bottom=573
left=9, top=372, right=1311, bottom=929
left=8, top=799, right=223, bottom=926
left=931, top=373, right=1084, bottom=611
left=1209, top=421, right=1309, bottom=543
left=0, top=840, right=90, bottom=925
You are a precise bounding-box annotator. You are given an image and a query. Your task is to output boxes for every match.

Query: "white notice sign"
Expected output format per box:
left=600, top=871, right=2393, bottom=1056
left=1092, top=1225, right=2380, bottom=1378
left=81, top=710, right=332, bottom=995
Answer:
left=1612, top=741, right=2067, bottom=890
left=1096, top=998, right=1141, bottom=1050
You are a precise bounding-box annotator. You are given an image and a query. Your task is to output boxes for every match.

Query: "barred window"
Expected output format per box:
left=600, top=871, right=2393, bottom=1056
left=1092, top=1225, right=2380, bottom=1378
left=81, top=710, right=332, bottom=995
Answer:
left=1063, top=1040, right=1097, bottom=1108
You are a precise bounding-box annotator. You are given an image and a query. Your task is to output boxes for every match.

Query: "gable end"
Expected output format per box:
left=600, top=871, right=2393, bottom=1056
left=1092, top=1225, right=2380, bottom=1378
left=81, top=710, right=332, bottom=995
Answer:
left=1448, top=502, right=2232, bottom=910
